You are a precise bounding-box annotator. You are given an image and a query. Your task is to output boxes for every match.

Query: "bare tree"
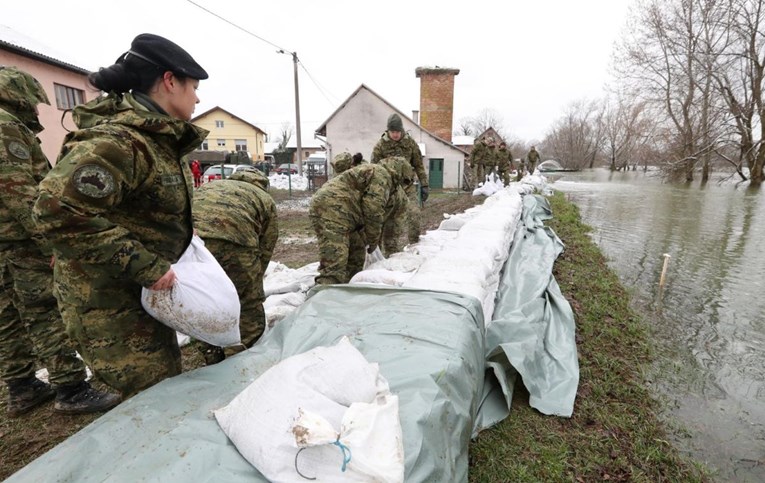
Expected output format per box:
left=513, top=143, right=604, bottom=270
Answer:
left=614, top=0, right=714, bottom=181
left=453, top=118, right=475, bottom=137
left=543, top=99, right=605, bottom=169
left=468, top=109, right=507, bottom=139
left=713, top=0, right=765, bottom=185
left=277, top=122, right=294, bottom=151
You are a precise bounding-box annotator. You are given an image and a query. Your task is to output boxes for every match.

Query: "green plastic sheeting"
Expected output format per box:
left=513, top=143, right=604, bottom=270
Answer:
left=475, top=194, right=579, bottom=436
left=8, top=287, right=485, bottom=482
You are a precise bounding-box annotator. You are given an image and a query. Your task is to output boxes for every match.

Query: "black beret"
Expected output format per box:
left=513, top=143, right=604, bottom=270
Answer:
left=126, top=33, right=208, bottom=80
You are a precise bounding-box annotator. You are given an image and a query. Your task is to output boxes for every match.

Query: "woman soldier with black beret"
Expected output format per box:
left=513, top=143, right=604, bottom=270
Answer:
left=34, top=34, right=209, bottom=398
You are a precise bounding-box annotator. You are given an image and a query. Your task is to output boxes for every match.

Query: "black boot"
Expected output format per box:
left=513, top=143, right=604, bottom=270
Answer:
left=54, top=381, right=121, bottom=415
left=6, top=376, right=55, bottom=417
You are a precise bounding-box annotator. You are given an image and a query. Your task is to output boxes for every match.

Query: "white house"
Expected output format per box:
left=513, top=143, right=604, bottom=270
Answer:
left=315, top=84, right=468, bottom=189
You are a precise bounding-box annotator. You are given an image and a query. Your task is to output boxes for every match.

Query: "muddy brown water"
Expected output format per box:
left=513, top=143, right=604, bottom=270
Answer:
left=551, top=168, right=765, bottom=482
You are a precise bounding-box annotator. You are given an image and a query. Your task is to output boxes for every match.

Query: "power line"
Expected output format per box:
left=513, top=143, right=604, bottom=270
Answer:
left=185, top=0, right=336, bottom=107
left=298, top=62, right=339, bottom=106
left=185, top=0, right=291, bottom=54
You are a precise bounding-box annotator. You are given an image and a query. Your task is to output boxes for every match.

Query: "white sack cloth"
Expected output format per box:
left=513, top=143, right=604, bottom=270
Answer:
left=214, top=337, right=404, bottom=483
left=141, top=235, right=241, bottom=346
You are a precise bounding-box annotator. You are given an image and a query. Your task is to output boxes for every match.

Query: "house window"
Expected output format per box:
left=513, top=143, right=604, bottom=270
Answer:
left=201, top=140, right=209, bottom=150
left=215, top=120, right=224, bottom=128
left=53, top=83, right=84, bottom=110
left=217, top=139, right=226, bottom=148
left=235, top=139, right=247, bottom=152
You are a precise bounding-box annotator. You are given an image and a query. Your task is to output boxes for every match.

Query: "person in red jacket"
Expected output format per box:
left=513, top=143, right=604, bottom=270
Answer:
left=191, top=159, right=202, bottom=187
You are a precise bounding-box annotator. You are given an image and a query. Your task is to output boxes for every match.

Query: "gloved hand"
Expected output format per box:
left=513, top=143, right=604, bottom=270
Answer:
left=421, top=186, right=429, bottom=203
left=366, top=244, right=378, bottom=254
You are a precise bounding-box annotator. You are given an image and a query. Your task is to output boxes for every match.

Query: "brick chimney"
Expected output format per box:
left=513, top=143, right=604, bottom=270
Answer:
left=415, top=66, right=460, bottom=142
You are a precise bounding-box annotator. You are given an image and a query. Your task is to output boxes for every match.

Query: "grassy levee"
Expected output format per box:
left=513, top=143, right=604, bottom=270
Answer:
left=468, top=192, right=708, bottom=482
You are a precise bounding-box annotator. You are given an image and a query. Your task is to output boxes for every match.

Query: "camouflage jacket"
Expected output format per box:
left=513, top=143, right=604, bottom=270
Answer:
left=370, top=132, right=427, bottom=188
left=309, top=164, right=393, bottom=248
left=193, top=170, right=278, bottom=271
left=497, top=147, right=514, bottom=171
left=34, top=92, right=209, bottom=289
left=0, top=107, right=50, bottom=249
left=470, top=142, right=491, bottom=166
left=527, top=148, right=541, bottom=163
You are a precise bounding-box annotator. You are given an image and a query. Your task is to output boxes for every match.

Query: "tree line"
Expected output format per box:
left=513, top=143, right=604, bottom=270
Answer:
left=541, top=0, right=765, bottom=185
left=455, top=0, right=763, bottom=184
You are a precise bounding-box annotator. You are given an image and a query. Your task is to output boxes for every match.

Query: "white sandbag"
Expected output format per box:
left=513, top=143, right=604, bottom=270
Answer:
left=264, top=262, right=319, bottom=296
left=214, top=337, right=404, bottom=483
left=263, top=292, right=307, bottom=333
left=141, top=236, right=241, bottom=347
left=363, top=246, right=385, bottom=269
left=264, top=291, right=307, bottom=310
left=438, top=215, right=468, bottom=231
left=368, top=252, right=425, bottom=273
left=349, top=269, right=414, bottom=286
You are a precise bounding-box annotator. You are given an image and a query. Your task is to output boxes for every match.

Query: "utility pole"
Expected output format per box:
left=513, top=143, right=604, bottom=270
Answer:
left=278, top=49, right=303, bottom=176
left=292, top=51, right=303, bottom=176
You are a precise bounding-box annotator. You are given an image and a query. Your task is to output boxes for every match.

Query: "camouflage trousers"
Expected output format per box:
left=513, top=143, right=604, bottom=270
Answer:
left=404, top=183, right=421, bottom=244
left=54, top=260, right=182, bottom=398
left=200, top=238, right=265, bottom=350
left=380, top=209, right=405, bottom=256
left=473, top=162, right=485, bottom=186
left=498, top=163, right=511, bottom=186
left=309, top=215, right=365, bottom=285
left=0, top=245, right=85, bottom=385
left=528, top=160, right=537, bottom=175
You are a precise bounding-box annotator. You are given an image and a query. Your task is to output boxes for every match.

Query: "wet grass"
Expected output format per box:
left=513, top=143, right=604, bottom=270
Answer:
left=467, top=192, right=709, bottom=482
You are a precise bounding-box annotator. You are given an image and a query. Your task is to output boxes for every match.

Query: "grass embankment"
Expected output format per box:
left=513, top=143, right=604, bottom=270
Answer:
left=0, top=189, right=707, bottom=481
left=468, top=192, right=707, bottom=482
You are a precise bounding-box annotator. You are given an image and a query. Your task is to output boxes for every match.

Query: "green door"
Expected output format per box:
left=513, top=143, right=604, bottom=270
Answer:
left=429, top=158, right=444, bottom=189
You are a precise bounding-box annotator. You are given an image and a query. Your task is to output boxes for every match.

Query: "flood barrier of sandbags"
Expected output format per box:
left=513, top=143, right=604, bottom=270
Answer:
left=8, top=185, right=578, bottom=482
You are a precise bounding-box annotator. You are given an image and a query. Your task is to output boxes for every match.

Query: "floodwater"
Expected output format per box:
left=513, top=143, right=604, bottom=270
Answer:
left=551, top=168, right=765, bottom=482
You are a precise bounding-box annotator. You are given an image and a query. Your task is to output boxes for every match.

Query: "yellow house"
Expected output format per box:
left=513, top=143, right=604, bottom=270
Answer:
left=191, top=106, right=267, bottom=161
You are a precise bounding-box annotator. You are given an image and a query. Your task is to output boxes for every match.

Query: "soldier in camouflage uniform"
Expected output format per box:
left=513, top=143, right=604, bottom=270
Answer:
left=310, top=157, right=412, bottom=285
left=496, top=141, right=514, bottom=186
left=483, top=137, right=499, bottom=182
left=193, top=169, right=278, bottom=364
left=0, top=67, right=120, bottom=415
left=371, top=113, right=427, bottom=244
left=33, top=34, right=210, bottom=398
left=526, top=145, right=541, bottom=175
left=470, top=137, right=490, bottom=186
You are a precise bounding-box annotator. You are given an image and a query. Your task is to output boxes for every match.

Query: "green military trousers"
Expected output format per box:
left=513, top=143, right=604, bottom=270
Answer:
left=54, top=259, right=181, bottom=398
left=310, top=215, right=365, bottom=285
left=0, top=246, right=85, bottom=385
left=201, top=238, right=266, bottom=349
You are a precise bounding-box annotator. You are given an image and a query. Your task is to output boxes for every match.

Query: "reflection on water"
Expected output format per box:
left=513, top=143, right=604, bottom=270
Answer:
left=552, top=169, right=765, bottom=482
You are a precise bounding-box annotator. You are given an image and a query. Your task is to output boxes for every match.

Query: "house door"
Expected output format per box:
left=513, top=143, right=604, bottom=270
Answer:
left=428, top=158, right=443, bottom=189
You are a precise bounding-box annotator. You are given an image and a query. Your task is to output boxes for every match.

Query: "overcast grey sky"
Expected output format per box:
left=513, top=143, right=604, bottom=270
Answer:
left=4, top=0, right=633, bottom=143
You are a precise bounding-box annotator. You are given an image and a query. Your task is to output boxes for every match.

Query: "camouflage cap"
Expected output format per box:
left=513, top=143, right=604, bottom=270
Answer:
left=380, top=156, right=414, bottom=187
left=0, top=66, right=50, bottom=131
left=331, top=152, right=353, bottom=174
left=123, top=33, right=208, bottom=80
left=229, top=168, right=269, bottom=190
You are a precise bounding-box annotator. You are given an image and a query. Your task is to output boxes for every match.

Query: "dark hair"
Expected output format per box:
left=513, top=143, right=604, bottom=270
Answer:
left=352, top=152, right=363, bottom=165
left=88, top=55, right=176, bottom=94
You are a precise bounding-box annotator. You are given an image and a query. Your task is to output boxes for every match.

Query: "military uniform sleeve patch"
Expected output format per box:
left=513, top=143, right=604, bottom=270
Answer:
left=72, top=164, right=117, bottom=199
left=7, top=140, right=31, bottom=160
